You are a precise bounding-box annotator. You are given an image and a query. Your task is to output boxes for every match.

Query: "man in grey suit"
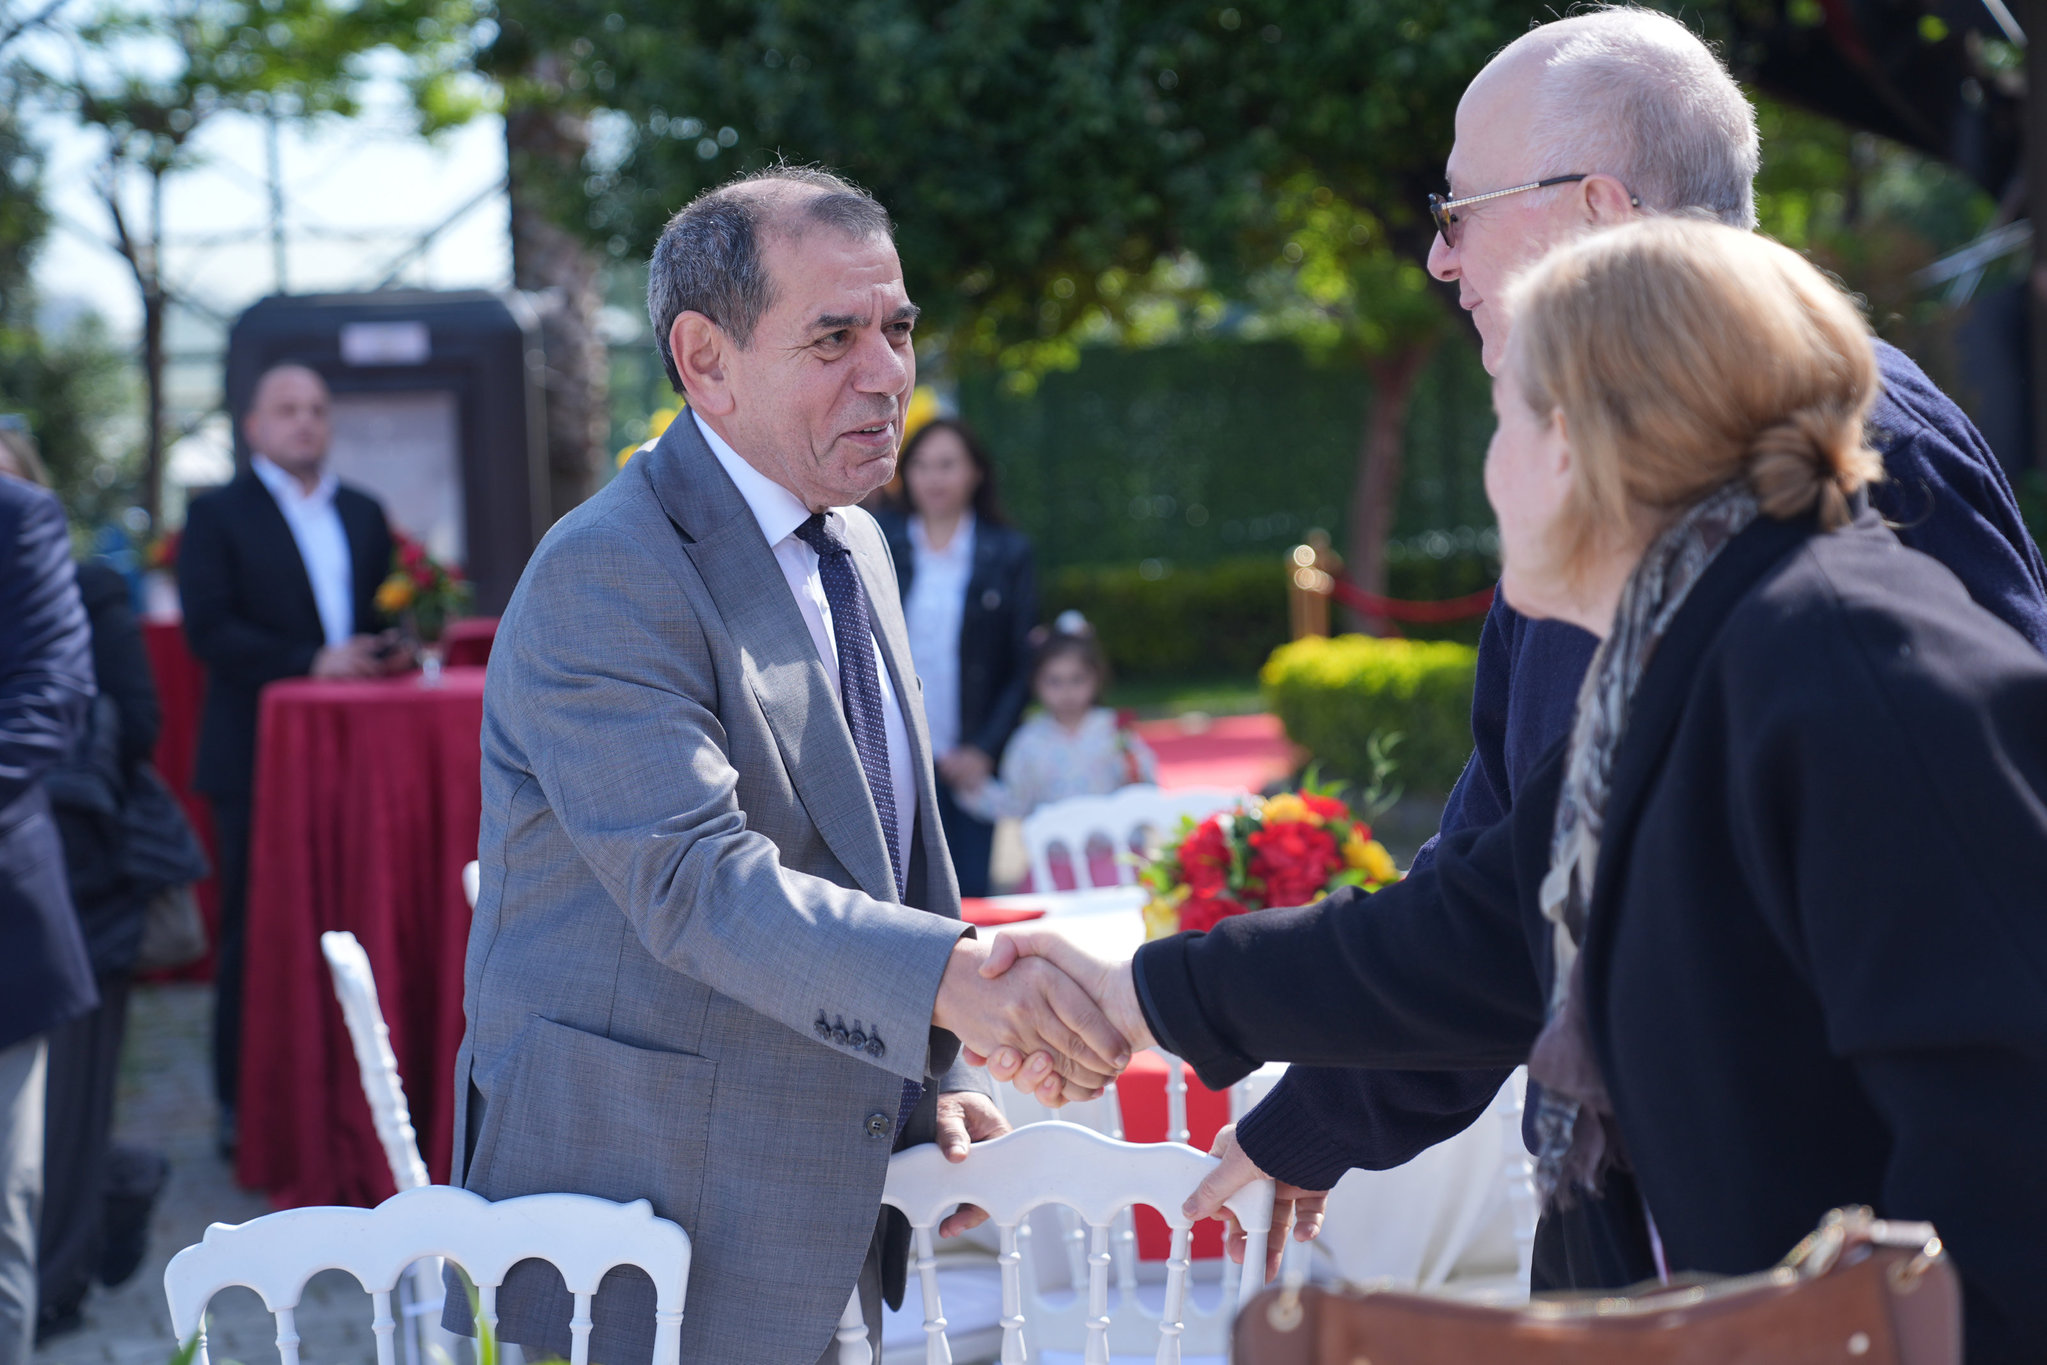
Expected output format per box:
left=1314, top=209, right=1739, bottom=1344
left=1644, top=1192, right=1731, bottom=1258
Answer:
left=449, top=166, right=1130, bottom=1363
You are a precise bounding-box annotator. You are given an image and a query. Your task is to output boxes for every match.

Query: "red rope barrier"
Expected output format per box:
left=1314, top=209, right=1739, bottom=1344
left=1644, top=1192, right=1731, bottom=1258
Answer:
left=1321, top=574, right=1496, bottom=624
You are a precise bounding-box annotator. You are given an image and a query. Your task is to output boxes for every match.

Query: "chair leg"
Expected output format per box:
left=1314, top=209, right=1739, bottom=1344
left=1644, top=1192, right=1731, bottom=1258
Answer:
left=835, top=1285, right=872, bottom=1365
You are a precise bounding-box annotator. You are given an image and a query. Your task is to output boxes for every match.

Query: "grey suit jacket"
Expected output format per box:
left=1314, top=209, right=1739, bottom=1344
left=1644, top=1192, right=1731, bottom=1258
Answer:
left=448, top=414, right=984, bottom=1363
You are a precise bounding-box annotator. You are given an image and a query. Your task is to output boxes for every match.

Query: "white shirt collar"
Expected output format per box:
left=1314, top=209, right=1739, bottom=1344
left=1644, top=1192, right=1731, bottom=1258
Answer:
left=251, top=454, right=338, bottom=508
left=693, top=410, right=820, bottom=549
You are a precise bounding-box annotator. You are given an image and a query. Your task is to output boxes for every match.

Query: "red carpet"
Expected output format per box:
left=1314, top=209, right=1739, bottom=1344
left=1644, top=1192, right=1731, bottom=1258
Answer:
left=1135, top=712, right=1296, bottom=793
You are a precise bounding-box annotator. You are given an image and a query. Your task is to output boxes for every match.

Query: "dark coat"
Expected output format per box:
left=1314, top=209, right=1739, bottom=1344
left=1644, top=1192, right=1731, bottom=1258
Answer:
left=0, top=477, right=98, bottom=1049
left=43, top=560, right=163, bottom=975
left=177, top=469, right=392, bottom=798
left=1136, top=511, right=2047, bottom=1363
left=1236, top=340, right=2047, bottom=1193
left=878, top=513, right=1038, bottom=762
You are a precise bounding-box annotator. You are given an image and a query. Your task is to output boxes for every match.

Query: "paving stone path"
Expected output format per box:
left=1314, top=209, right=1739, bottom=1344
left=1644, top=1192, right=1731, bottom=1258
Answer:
left=35, top=983, right=379, bottom=1365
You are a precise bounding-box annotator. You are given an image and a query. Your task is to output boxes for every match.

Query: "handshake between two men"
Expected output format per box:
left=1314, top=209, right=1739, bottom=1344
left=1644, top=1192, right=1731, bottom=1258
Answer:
left=927, top=927, right=1328, bottom=1279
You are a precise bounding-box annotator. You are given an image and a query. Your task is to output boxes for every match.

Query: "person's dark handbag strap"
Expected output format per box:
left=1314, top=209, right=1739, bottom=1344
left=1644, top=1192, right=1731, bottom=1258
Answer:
left=1233, top=1206, right=1959, bottom=1365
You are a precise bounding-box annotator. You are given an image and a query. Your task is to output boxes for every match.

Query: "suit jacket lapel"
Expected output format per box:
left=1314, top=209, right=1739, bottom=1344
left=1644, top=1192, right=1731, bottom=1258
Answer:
left=643, top=418, right=899, bottom=904
left=239, top=472, right=323, bottom=638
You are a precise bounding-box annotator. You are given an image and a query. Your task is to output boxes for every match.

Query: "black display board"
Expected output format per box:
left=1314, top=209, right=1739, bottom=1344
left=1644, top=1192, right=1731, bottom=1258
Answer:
left=225, top=290, right=546, bottom=615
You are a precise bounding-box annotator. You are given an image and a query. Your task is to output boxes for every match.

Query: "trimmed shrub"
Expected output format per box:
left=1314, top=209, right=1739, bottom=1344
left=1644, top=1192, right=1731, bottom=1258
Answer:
left=1261, top=634, right=1478, bottom=797
left=1045, top=556, right=1288, bottom=682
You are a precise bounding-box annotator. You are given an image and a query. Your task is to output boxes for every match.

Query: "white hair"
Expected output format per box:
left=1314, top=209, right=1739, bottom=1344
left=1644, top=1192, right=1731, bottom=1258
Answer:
left=1507, top=6, right=1760, bottom=230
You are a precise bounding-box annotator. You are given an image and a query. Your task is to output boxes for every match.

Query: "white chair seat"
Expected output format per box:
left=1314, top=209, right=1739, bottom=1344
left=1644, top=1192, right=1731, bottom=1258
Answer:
left=1021, top=785, right=1245, bottom=891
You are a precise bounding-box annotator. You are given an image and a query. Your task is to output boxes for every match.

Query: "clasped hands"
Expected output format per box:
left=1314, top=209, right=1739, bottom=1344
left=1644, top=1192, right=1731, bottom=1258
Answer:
left=934, top=928, right=1327, bottom=1278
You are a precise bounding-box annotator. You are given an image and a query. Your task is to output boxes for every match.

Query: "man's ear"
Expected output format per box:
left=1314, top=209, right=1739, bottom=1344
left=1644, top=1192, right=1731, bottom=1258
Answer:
left=671, top=311, right=736, bottom=417
left=1581, top=172, right=1639, bottom=228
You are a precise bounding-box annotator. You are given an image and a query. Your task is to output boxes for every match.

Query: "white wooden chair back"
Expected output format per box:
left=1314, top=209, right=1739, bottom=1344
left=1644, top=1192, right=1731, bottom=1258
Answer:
left=1417, top=1067, right=1538, bottom=1293
left=320, top=931, right=429, bottom=1193
left=462, top=860, right=480, bottom=909
left=1020, top=786, right=1244, bottom=892
left=163, top=1186, right=692, bottom=1365
left=837, top=1121, right=1274, bottom=1365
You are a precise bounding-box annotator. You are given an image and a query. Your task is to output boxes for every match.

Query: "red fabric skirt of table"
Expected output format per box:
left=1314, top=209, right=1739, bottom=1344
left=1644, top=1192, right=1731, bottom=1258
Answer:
left=236, top=670, right=485, bottom=1207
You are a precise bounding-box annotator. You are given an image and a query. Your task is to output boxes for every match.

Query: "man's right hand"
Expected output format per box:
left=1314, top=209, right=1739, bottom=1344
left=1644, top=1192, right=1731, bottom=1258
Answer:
left=311, top=635, right=386, bottom=679
left=934, top=937, right=1132, bottom=1106
left=1185, top=1123, right=1330, bottom=1283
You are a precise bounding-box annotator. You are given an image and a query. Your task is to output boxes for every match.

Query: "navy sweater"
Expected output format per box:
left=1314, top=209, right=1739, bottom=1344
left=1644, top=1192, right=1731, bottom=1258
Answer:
left=1234, top=339, right=2047, bottom=1193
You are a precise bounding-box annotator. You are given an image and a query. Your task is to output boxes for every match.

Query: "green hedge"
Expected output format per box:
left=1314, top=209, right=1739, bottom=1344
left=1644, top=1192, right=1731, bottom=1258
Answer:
left=1045, top=556, right=1289, bottom=682
left=1044, top=551, right=1500, bottom=682
left=1261, top=634, right=1479, bottom=796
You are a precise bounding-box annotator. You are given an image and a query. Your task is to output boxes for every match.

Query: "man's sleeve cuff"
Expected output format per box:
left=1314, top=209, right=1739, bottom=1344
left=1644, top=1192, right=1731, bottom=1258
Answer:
left=1133, top=934, right=1260, bottom=1091
left=1233, top=1075, right=1362, bottom=1191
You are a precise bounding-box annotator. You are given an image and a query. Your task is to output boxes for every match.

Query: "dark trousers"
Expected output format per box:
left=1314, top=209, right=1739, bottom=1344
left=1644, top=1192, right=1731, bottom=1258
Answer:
left=209, top=795, right=251, bottom=1112
left=1529, top=1166, right=1660, bottom=1295
left=38, top=973, right=128, bottom=1320
left=935, top=782, right=994, bottom=899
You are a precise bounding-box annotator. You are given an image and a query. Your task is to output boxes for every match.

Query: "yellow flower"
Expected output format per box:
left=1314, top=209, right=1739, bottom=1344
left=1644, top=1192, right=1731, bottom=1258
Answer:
left=1344, top=830, right=1399, bottom=885
left=1261, top=792, right=1319, bottom=826
left=375, top=574, right=415, bottom=614
left=1142, top=886, right=1189, bottom=941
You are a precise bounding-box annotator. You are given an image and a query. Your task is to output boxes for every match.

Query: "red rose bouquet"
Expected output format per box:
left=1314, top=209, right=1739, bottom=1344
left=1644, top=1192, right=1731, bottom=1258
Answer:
left=375, top=532, right=470, bottom=644
left=1138, top=781, right=1399, bottom=939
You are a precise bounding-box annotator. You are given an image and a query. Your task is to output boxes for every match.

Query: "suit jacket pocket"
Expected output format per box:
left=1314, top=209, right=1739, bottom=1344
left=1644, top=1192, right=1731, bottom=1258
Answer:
left=467, top=1015, right=716, bottom=1233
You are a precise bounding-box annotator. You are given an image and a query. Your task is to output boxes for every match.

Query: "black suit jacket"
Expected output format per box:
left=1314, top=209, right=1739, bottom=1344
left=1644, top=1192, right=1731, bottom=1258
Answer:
left=879, top=514, right=1038, bottom=763
left=1136, top=511, right=2047, bottom=1364
left=177, top=469, right=393, bottom=798
left=0, top=477, right=98, bottom=1048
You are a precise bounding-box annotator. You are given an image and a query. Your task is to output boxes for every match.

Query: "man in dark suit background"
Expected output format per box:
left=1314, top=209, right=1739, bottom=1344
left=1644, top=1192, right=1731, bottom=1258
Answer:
left=176, top=363, right=396, bottom=1151
left=0, top=456, right=96, bottom=1365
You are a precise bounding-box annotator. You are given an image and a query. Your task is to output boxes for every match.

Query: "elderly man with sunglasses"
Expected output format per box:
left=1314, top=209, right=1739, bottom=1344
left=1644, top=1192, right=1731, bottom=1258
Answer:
left=981, top=1, right=2047, bottom=1305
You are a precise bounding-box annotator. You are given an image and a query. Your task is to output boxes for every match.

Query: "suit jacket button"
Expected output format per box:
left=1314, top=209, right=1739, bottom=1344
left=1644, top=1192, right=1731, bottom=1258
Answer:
left=867, top=1036, right=885, bottom=1058
left=849, top=1027, right=867, bottom=1050
left=982, top=589, right=1002, bottom=611
left=814, top=1012, right=832, bottom=1040
left=865, top=1112, right=891, bottom=1139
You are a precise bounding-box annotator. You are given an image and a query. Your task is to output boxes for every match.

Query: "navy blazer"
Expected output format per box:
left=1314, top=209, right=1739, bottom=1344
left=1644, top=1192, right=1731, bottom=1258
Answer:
left=1137, top=511, right=2047, bottom=1363
left=0, top=477, right=98, bottom=1049
left=177, top=470, right=392, bottom=799
left=878, top=514, right=1038, bottom=763
left=1236, top=340, right=2047, bottom=1190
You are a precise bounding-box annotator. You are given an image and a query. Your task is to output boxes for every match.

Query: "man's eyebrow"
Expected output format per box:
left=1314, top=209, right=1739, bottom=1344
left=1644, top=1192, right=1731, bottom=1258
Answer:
left=809, top=303, right=922, bottom=333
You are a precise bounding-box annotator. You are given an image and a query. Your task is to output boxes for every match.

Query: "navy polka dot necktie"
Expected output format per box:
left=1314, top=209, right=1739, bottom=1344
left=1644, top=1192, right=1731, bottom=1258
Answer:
left=795, top=512, right=923, bottom=1134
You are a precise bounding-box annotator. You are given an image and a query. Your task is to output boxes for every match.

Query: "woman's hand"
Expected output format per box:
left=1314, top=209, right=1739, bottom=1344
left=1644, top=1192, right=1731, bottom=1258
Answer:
left=1185, top=1124, right=1330, bottom=1283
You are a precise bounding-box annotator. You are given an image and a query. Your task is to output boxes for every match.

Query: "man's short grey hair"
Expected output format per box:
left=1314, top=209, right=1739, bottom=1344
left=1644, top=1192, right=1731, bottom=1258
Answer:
left=647, top=165, right=893, bottom=392
left=1513, top=7, right=1760, bottom=230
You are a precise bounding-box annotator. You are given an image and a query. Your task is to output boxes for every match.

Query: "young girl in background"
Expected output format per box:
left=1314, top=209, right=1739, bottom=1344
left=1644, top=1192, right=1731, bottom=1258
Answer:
left=956, top=614, right=1157, bottom=823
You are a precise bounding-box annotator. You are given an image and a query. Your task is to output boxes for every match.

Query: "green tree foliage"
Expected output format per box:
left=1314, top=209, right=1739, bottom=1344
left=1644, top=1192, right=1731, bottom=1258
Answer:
left=19, top=0, right=486, bottom=525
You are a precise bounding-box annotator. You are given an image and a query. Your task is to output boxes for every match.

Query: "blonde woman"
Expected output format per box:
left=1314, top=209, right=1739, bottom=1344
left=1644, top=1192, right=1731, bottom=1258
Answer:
left=979, top=220, right=2047, bottom=1361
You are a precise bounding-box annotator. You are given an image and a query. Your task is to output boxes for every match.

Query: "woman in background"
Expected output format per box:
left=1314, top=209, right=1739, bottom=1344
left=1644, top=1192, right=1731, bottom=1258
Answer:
left=881, top=419, right=1038, bottom=897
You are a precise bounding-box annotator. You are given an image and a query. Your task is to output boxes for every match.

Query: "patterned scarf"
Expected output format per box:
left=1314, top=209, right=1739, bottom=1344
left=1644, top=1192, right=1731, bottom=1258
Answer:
left=1526, top=480, right=1760, bottom=1206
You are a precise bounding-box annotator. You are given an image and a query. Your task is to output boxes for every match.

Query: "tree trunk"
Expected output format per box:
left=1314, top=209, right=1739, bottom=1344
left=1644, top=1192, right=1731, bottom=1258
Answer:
left=140, top=170, right=167, bottom=529
left=1344, top=341, right=1437, bottom=634
left=505, top=79, right=608, bottom=526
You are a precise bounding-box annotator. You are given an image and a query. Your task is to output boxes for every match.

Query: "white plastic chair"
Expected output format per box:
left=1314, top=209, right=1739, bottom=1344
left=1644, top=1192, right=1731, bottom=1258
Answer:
left=163, top=1185, right=692, bottom=1365
left=838, top=1120, right=1274, bottom=1365
left=319, top=931, right=450, bottom=1364
left=462, top=860, right=480, bottom=909
left=1020, top=786, right=1244, bottom=893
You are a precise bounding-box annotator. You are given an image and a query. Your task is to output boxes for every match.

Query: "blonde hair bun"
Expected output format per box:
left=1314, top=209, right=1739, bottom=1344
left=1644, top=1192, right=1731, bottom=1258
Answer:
left=1746, top=408, right=1871, bottom=531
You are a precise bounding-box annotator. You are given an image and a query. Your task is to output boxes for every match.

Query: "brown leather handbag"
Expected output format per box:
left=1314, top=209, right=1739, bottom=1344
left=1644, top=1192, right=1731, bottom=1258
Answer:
left=1233, top=1206, right=1960, bottom=1365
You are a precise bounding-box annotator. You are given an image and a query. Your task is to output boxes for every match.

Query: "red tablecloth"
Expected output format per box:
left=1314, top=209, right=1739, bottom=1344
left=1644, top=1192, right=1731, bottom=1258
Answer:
left=141, top=621, right=219, bottom=981
left=1116, top=1051, right=1234, bottom=1259
left=442, top=616, right=499, bottom=669
left=237, top=669, right=486, bottom=1207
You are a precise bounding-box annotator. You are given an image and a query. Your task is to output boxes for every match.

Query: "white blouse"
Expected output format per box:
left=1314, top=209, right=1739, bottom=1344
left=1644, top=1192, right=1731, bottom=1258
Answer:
left=956, top=708, right=1158, bottom=822
left=903, top=513, right=976, bottom=757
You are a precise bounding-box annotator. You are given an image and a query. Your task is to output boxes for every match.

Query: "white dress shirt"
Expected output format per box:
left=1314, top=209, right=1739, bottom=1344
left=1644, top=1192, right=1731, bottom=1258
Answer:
left=902, top=513, right=975, bottom=758
left=695, top=413, right=917, bottom=879
left=251, top=455, right=354, bottom=649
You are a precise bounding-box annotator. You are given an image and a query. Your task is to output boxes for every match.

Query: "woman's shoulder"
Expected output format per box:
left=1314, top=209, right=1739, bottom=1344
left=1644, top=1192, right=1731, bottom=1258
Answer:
left=1720, top=514, right=2047, bottom=712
